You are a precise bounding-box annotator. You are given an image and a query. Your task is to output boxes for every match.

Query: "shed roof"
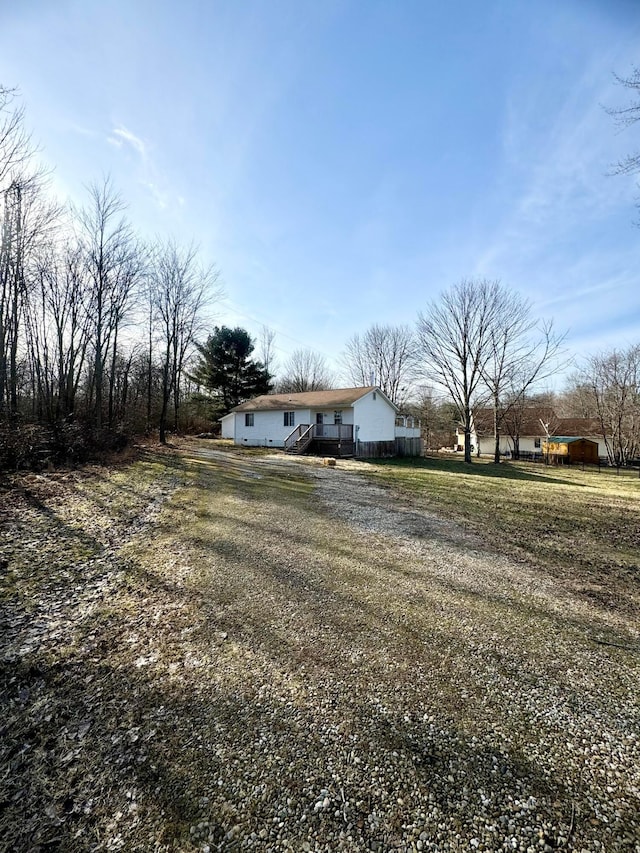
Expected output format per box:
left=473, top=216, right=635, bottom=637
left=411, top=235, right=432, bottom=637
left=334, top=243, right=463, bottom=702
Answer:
left=231, top=386, right=397, bottom=413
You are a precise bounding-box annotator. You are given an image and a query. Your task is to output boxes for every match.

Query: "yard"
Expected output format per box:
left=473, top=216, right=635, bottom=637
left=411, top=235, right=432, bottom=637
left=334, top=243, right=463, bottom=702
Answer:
left=0, top=443, right=638, bottom=852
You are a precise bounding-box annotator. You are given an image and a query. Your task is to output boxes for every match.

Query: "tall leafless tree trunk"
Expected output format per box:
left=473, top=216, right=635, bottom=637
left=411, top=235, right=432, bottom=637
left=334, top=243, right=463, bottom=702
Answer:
left=480, top=288, right=565, bottom=463
left=257, top=325, right=277, bottom=380
left=417, top=279, right=501, bottom=464
left=149, top=240, right=220, bottom=444
left=1, top=170, right=59, bottom=418
left=76, top=177, right=141, bottom=431
left=0, top=88, right=37, bottom=419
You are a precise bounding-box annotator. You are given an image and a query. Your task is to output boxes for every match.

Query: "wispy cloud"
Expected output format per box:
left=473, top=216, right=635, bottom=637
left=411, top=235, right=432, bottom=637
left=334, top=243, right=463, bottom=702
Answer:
left=105, top=123, right=186, bottom=213
left=469, top=49, right=640, bottom=360
left=481, top=51, right=640, bottom=261
left=108, top=125, right=147, bottom=159
left=142, top=180, right=168, bottom=210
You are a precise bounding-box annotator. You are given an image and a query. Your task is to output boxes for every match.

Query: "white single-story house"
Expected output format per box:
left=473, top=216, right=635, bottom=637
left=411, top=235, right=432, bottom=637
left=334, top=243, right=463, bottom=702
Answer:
left=221, top=386, right=421, bottom=456
left=455, top=407, right=607, bottom=459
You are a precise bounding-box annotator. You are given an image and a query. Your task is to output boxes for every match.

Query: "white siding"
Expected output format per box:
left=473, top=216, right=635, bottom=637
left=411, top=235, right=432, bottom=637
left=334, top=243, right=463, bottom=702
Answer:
left=510, top=437, right=542, bottom=454
left=395, top=425, right=421, bottom=438
left=460, top=433, right=543, bottom=456
left=220, top=414, right=235, bottom=439
left=234, top=408, right=312, bottom=447
left=310, top=408, right=354, bottom=425
left=352, top=391, right=396, bottom=442
left=584, top=436, right=607, bottom=457
left=230, top=391, right=399, bottom=447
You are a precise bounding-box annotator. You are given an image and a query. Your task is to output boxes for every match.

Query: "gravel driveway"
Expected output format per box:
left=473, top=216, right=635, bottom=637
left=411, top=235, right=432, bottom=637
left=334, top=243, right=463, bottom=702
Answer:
left=184, top=448, right=640, bottom=853
left=1, top=446, right=638, bottom=852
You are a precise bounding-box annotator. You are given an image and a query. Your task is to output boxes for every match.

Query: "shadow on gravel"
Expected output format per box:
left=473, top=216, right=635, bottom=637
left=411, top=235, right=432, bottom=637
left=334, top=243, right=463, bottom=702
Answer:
left=0, top=617, right=578, bottom=852
left=4, top=566, right=638, bottom=852
left=2, top=447, right=638, bottom=852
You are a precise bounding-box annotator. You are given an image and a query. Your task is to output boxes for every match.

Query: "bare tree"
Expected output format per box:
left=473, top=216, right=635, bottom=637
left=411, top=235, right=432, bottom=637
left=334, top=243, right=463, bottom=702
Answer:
left=24, top=237, right=92, bottom=422
left=278, top=348, right=333, bottom=393
left=0, top=87, right=32, bottom=187
left=573, top=346, right=640, bottom=466
left=149, top=240, right=221, bottom=444
left=409, top=385, right=458, bottom=449
left=500, top=396, right=558, bottom=461
left=257, top=324, right=277, bottom=379
left=1, top=169, right=60, bottom=417
left=76, top=177, right=143, bottom=430
left=480, top=288, right=566, bottom=463
left=105, top=241, right=147, bottom=428
left=558, top=379, right=596, bottom=418
left=417, top=279, right=501, bottom=463
left=0, top=88, right=47, bottom=419
left=607, top=67, right=640, bottom=178
left=342, top=323, right=418, bottom=407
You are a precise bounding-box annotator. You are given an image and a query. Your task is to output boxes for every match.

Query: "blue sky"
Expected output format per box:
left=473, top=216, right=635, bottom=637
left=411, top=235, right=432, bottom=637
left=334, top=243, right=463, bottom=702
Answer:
left=1, top=0, right=639, bottom=381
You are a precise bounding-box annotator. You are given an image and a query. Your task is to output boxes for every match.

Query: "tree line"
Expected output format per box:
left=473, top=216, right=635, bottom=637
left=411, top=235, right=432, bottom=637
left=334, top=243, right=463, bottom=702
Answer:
left=0, top=86, right=223, bottom=465
left=2, top=83, right=639, bottom=469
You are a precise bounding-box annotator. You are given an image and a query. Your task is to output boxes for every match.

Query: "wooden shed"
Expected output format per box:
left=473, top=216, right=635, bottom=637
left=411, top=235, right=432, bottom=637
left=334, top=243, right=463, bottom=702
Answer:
left=542, top=436, right=599, bottom=465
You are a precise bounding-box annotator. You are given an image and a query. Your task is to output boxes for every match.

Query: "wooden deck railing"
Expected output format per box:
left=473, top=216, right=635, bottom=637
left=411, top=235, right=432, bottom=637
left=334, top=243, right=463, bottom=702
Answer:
left=283, top=424, right=310, bottom=452
left=295, top=425, right=315, bottom=454
left=284, top=423, right=354, bottom=453
left=313, top=423, right=353, bottom=440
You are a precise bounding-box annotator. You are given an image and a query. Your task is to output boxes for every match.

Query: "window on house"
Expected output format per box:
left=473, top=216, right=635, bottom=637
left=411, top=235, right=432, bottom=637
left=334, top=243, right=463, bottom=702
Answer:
left=245, top=413, right=254, bottom=427
left=372, top=392, right=377, bottom=400
left=534, top=438, right=541, bottom=449
left=334, top=411, right=342, bottom=424
left=284, top=411, right=295, bottom=427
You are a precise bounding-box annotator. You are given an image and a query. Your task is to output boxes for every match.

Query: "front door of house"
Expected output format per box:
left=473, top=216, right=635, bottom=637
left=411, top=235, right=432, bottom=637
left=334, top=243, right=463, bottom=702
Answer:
left=316, top=412, right=324, bottom=436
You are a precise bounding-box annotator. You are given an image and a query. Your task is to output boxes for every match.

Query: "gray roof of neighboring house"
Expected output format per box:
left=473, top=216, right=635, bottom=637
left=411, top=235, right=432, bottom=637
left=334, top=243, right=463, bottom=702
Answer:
left=545, top=436, right=599, bottom=444
left=231, top=386, right=398, bottom=412
left=470, top=406, right=556, bottom=435
left=468, top=407, right=601, bottom=437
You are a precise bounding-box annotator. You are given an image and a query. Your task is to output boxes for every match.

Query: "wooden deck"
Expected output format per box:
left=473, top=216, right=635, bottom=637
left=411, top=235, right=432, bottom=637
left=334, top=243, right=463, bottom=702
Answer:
left=284, top=424, right=354, bottom=456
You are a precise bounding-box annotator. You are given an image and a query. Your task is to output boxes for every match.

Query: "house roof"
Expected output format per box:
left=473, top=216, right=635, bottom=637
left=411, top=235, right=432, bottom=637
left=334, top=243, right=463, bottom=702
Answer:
left=231, top=386, right=397, bottom=413
left=545, top=436, right=599, bottom=445
left=471, top=406, right=557, bottom=436
left=554, top=418, right=601, bottom=435
left=469, top=407, right=601, bottom=437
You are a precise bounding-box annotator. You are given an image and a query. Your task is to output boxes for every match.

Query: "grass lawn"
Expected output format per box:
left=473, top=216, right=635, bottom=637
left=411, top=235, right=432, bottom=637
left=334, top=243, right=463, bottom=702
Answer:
left=360, top=455, right=640, bottom=623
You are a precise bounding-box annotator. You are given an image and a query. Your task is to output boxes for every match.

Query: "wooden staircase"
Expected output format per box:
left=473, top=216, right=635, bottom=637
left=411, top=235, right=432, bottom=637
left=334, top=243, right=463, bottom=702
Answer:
left=284, top=424, right=354, bottom=456
left=284, top=424, right=313, bottom=454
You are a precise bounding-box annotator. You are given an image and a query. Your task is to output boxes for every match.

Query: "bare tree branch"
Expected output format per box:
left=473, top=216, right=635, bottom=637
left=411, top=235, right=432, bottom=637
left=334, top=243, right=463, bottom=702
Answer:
left=606, top=67, right=640, bottom=214
left=417, top=279, right=501, bottom=463
left=277, top=348, right=333, bottom=393
left=342, top=323, right=418, bottom=407
left=149, top=239, right=222, bottom=443
left=571, top=346, right=640, bottom=466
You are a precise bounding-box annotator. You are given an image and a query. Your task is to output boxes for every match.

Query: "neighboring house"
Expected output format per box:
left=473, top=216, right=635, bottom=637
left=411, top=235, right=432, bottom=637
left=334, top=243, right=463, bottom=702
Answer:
left=455, top=407, right=607, bottom=459
left=221, top=386, right=421, bottom=456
